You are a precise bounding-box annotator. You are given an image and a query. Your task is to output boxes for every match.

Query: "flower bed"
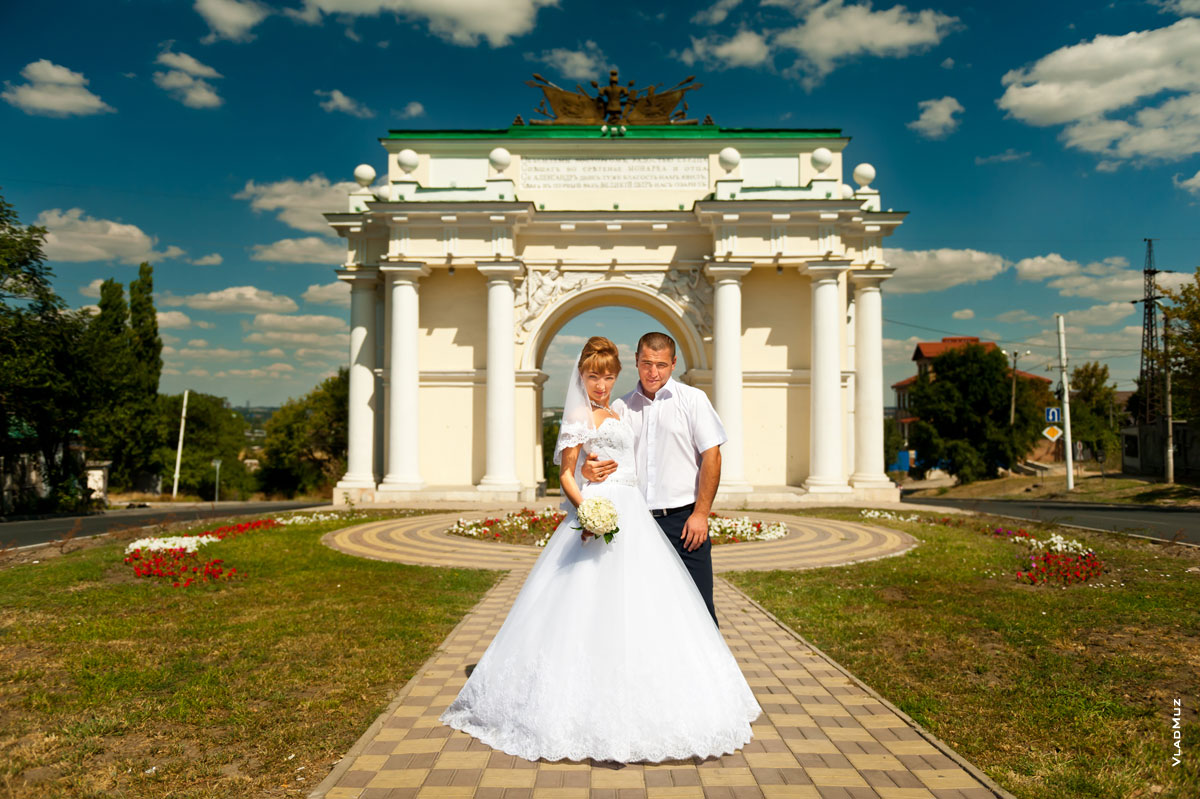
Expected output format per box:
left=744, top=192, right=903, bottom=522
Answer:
left=123, top=518, right=278, bottom=588
left=447, top=508, right=789, bottom=547
left=857, top=510, right=1108, bottom=587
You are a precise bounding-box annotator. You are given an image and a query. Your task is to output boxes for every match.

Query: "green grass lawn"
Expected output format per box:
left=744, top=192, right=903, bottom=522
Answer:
left=729, top=509, right=1200, bottom=799
left=0, top=511, right=498, bottom=798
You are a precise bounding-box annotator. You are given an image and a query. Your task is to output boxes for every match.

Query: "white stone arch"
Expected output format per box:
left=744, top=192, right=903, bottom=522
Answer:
left=520, top=281, right=710, bottom=373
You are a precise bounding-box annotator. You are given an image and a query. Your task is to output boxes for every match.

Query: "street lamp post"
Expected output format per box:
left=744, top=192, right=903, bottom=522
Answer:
left=1000, top=348, right=1031, bottom=426
left=212, top=458, right=222, bottom=504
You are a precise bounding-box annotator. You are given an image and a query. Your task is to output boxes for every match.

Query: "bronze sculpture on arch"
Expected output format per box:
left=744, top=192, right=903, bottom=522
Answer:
left=526, top=69, right=704, bottom=125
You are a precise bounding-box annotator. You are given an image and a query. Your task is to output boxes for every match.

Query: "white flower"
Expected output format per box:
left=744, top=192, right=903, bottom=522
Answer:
left=125, top=535, right=219, bottom=554
left=577, top=497, right=619, bottom=537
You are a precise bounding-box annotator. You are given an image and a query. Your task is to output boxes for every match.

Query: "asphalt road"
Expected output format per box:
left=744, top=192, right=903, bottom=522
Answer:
left=2, top=501, right=322, bottom=550
left=902, top=496, right=1200, bottom=546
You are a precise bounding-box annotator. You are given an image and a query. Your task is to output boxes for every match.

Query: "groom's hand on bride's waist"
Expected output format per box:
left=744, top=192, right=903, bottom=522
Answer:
left=581, top=454, right=617, bottom=482
left=681, top=512, right=709, bottom=552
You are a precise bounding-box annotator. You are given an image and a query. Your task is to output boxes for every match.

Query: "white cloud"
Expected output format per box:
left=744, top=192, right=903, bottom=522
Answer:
left=37, top=208, right=185, bottom=264
left=907, top=96, right=963, bottom=139
left=162, top=286, right=299, bottom=313
left=315, top=89, right=375, bottom=118
left=1, top=59, right=115, bottom=117
left=1061, top=301, right=1137, bottom=327
left=296, top=346, right=345, bottom=361
left=80, top=278, right=104, bottom=298
left=975, top=148, right=1030, bottom=165
left=883, top=335, right=921, bottom=366
left=153, top=46, right=223, bottom=108
left=883, top=247, right=1009, bottom=294
left=396, top=101, right=425, bottom=118
left=693, top=0, right=743, bottom=25
left=1014, top=252, right=1079, bottom=281
left=187, top=338, right=209, bottom=347
left=286, top=0, right=556, bottom=47
left=997, top=18, right=1200, bottom=165
left=186, top=367, right=211, bottom=378
left=1023, top=324, right=1143, bottom=358
left=235, top=174, right=359, bottom=234
left=219, top=363, right=296, bottom=379
left=190, top=252, right=223, bottom=265
left=527, top=40, right=610, bottom=81
left=940, top=56, right=954, bottom=69
left=259, top=347, right=286, bottom=358
left=679, top=30, right=771, bottom=69
left=770, top=0, right=959, bottom=88
left=245, top=330, right=348, bottom=346
left=194, top=0, right=272, bottom=43
left=250, top=236, right=345, bottom=263
left=252, top=312, right=346, bottom=332
left=951, top=308, right=974, bottom=320
left=179, top=346, right=252, bottom=360
left=1153, top=0, right=1200, bottom=17
left=157, top=310, right=193, bottom=328
left=302, top=280, right=351, bottom=307
left=1174, top=169, right=1200, bottom=195
left=995, top=309, right=1040, bottom=324
left=162, top=367, right=182, bottom=376
left=156, top=48, right=222, bottom=78
left=196, top=320, right=214, bottom=329
left=161, top=333, right=181, bottom=345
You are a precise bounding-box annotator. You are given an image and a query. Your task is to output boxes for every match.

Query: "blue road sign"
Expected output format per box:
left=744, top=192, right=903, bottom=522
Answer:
left=1045, top=407, right=1061, bottom=423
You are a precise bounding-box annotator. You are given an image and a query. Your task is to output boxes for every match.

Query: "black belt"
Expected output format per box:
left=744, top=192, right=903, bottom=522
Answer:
left=650, top=503, right=695, bottom=518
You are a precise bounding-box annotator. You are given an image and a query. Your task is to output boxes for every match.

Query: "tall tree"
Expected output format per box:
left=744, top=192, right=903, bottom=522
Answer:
left=259, top=369, right=349, bottom=497
left=1070, top=361, right=1120, bottom=459
left=79, top=280, right=139, bottom=487
left=1162, top=267, right=1200, bottom=424
left=907, top=343, right=1052, bottom=483
left=0, top=189, right=91, bottom=512
left=127, top=262, right=164, bottom=485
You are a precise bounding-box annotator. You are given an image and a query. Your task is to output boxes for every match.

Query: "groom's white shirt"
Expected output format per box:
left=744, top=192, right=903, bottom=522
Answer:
left=620, top=377, right=727, bottom=509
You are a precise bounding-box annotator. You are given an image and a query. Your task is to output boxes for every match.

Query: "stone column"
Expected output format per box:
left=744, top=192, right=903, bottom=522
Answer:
left=705, top=263, right=753, bottom=493
left=850, top=269, right=896, bottom=488
left=804, top=260, right=853, bottom=492
left=477, top=262, right=522, bottom=492
left=379, top=263, right=430, bottom=490
left=335, top=268, right=379, bottom=491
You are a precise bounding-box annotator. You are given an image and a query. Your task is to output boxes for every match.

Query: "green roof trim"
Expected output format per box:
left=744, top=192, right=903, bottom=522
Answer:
left=383, top=125, right=843, bottom=141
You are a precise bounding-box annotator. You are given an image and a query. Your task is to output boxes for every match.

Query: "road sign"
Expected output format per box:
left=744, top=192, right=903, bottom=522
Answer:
left=1045, top=407, right=1061, bottom=423
left=1042, top=425, right=1063, bottom=442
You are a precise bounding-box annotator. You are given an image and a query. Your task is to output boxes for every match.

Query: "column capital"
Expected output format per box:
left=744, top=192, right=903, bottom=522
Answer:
left=801, top=258, right=854, bottom=280
left=849, top=267, right=896, bottom=288
left=336, top=266, right=380, bottom=286
left=476, top=261, right=522, bottom=281
left=704, top=262, right=753, bottom=284
left=380, top=262, right=431, bottom=283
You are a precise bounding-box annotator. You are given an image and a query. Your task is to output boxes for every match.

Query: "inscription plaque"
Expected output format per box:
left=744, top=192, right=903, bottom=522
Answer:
left=521, top=157, right=709, bottom=191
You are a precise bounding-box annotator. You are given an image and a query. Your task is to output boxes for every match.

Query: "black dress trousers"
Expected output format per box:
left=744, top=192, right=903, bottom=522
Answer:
left=656, top=505, right=718, bottom=628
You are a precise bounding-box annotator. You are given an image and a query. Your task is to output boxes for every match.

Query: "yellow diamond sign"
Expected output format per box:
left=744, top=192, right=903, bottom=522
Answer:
left=1042, top=425, right=1063, bottom=442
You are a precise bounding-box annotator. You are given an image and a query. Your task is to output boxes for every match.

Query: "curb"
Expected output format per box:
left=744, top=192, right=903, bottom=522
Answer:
left=719, top=577, right=1019, bottom=799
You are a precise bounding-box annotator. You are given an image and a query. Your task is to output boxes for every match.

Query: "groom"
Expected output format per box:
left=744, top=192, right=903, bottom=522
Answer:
left=582, top=331, right=726, bottom=626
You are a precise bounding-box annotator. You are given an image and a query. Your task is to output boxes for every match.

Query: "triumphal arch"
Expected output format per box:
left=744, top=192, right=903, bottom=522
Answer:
left=326, top=72, right=906, bottom=506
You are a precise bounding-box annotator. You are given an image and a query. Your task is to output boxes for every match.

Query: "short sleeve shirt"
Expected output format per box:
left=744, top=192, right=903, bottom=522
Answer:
left=620, top=377, right=727, bottom=509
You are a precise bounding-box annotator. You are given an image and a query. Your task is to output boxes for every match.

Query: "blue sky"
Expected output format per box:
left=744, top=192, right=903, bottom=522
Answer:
left=3, top=0, right=1198, bottom=407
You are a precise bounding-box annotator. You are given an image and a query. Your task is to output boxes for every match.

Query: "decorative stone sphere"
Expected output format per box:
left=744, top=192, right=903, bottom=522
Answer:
left=840, top=183, right=855, bottom=200
left=396, top=148, right=419, bottom=174
left=718, top=146, right=741, bottom=171
left=811, top=147, right=833, bottom=174
left=852, top=162, right=876, bottom=189
left=488, top=147, right=512, bottom=173
left=353, top=164, right=376, bottom=187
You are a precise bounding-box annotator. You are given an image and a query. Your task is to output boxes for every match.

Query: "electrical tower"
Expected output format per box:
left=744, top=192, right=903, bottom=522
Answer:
left=1136, top=238, right=1163, bottom=423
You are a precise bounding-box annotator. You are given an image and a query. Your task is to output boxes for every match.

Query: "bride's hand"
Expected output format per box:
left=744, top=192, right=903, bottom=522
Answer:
left=581, top=454, right=616, bottom=483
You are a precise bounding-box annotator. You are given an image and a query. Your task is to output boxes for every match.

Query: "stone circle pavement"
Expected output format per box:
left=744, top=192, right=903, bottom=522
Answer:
left=313, top=511, right=1015, bottom=799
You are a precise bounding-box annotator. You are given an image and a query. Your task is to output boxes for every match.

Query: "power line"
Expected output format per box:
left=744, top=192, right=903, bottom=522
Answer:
left=882, top=316, right=1143, bottom=355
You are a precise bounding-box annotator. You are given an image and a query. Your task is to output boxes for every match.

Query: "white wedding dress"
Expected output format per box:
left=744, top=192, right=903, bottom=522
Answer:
left=440, top=409, right=762, bottom=763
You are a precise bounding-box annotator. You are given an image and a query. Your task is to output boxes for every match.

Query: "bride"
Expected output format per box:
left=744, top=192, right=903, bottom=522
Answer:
left=439, top=336, right=761, bottom=763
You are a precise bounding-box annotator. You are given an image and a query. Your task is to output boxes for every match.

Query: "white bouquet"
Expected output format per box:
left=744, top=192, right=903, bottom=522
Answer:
left=575, top=497, right=620, bottom=544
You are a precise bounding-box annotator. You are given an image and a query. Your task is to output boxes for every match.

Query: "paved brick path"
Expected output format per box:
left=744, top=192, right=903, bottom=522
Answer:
left=312, top=512, right=1014, bottom=799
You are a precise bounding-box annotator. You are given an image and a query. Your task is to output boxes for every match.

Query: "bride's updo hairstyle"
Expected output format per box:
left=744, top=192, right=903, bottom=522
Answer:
left=578, top=336, right=621, bottom=375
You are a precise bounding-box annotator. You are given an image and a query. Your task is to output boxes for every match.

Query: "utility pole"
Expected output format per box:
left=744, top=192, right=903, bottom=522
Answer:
left=1001, top=348, right=1030, bottom=425
left=212, top=458, right=222, bottom=504
left=1159, top=303, right=1174, bottom=484
left=1055, top=314, right=1075, bottom=491
left=171, top=389, right=189, bottom=500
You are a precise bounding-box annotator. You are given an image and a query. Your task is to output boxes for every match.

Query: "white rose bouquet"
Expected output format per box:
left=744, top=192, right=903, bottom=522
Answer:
left=575, top=496, right=620, bottom=544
